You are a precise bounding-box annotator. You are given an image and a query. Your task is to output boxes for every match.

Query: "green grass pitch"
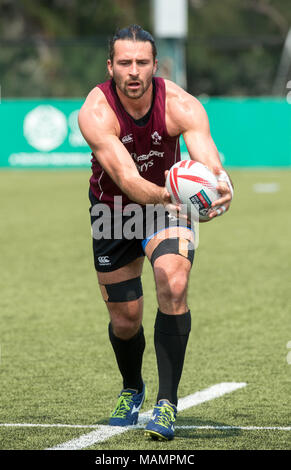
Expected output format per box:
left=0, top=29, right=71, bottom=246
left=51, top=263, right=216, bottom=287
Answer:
left=0, top=169, right=290, bottom=451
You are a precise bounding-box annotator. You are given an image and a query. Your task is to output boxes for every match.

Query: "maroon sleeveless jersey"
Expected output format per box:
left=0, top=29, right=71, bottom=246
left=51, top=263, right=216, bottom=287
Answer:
left=89, top=77, right=181, bottom=208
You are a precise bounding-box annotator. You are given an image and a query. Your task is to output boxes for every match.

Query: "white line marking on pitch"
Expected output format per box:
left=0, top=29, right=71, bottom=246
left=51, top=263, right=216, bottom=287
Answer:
left=45, top=382, right=247, bottom=450
left=253, top=183, right=280, bottom=193
left=0, top=423, right=98, bottom=429
left=175, top=425, right=291, bottom=431
left=2, top=423, right=290, bottom=431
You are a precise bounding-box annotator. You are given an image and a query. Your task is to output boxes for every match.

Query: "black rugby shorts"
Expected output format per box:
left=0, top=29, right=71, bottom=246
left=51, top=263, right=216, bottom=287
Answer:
left=89, top=189, right=193, bottom=272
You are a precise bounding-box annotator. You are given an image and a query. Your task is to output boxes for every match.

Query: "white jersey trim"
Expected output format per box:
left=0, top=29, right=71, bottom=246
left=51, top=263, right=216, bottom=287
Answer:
left=98, top=170, right=104, bottom=201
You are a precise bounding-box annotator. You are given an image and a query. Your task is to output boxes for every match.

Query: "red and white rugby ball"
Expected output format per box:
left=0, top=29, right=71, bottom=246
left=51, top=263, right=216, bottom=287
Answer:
left=166, top=160, right=220, bottom=221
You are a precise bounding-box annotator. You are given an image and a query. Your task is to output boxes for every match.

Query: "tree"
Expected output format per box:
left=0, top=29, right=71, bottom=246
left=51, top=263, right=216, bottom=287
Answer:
left=0, top=0, right=290, bottom=96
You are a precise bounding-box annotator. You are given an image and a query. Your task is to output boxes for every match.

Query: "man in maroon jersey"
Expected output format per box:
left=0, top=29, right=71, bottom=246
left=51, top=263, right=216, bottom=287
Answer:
left=78, top=24, right=233, bottom=441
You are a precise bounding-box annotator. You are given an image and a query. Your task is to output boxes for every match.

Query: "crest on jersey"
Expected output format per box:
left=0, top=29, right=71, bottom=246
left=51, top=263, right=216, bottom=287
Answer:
left=151, top=131, right=162, bottom=145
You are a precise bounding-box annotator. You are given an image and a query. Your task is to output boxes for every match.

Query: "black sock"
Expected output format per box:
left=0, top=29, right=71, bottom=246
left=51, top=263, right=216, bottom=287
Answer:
left=108, top=323, right=145, bottom=394
left=154, top=309, right=191, bottom=406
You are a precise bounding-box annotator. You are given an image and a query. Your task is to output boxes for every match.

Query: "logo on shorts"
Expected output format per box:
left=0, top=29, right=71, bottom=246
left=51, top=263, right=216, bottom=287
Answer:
left=151, top=131, right=162, bottom=145
left=98, top=256, right=111, bottom=265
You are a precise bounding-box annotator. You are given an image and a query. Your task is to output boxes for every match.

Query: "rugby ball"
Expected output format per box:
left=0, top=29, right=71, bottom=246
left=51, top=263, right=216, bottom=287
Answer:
left=166, top=160, right=220, bottom=221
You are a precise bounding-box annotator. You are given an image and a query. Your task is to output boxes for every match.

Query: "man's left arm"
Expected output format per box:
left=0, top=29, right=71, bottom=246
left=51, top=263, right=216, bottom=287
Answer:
left=177, top=94, right=234, bottom=219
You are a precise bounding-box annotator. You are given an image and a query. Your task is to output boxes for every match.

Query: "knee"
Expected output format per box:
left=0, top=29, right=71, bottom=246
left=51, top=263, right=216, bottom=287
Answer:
left=155, top=264, right=189, bottom=306
left=109, top=302, right=142, bottom=340
left=112, top=317, right=140, bottom=340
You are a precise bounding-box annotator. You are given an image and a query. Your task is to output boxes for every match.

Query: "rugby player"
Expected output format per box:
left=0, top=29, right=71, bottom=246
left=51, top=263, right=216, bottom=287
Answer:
left=78, top=24, right=233, bottom=441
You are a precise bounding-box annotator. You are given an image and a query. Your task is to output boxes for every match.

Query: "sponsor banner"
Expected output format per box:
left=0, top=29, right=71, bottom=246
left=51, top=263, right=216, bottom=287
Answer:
left=201, top=97, right=291, bottom=167
left=0, top=100, right=91, bottom=168
left=0, top=98, right=290, bottom=168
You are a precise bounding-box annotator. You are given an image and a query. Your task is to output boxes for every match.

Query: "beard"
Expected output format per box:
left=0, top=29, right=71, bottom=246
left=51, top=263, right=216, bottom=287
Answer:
left=113, top=73, right=153, bottom=100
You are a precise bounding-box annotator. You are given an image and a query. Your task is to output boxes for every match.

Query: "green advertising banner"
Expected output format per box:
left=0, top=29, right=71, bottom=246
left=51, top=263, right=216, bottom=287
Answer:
left=201, top=97, right=291, bottom=168
left=0, top=98, right=290, bottom=168
left=0, top=100, right=90, bottom=168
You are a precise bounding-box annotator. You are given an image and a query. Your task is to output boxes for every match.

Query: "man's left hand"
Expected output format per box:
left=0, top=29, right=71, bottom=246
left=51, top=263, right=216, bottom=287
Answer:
left=208, top=167, right=234, bottom=219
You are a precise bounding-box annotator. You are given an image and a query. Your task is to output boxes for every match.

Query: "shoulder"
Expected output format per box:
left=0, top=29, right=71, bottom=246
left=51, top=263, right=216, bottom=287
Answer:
left=164, top=79, right=209, bottom=135
left=78, top=86, right=120, bottom=142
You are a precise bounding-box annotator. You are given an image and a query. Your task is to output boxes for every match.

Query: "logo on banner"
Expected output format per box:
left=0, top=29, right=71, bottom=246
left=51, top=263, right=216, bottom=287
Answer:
left=23, top=105, right=68, bottom=151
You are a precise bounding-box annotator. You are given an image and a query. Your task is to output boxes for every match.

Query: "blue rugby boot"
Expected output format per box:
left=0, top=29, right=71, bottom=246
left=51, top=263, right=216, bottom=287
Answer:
left=109, top=383, right=146, bottom=426
left=144, top=400, right=177, bottom=440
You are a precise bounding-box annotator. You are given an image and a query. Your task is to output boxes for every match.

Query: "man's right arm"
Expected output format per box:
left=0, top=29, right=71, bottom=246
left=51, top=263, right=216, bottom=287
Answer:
left=78, top=88, right=170, bottom=206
